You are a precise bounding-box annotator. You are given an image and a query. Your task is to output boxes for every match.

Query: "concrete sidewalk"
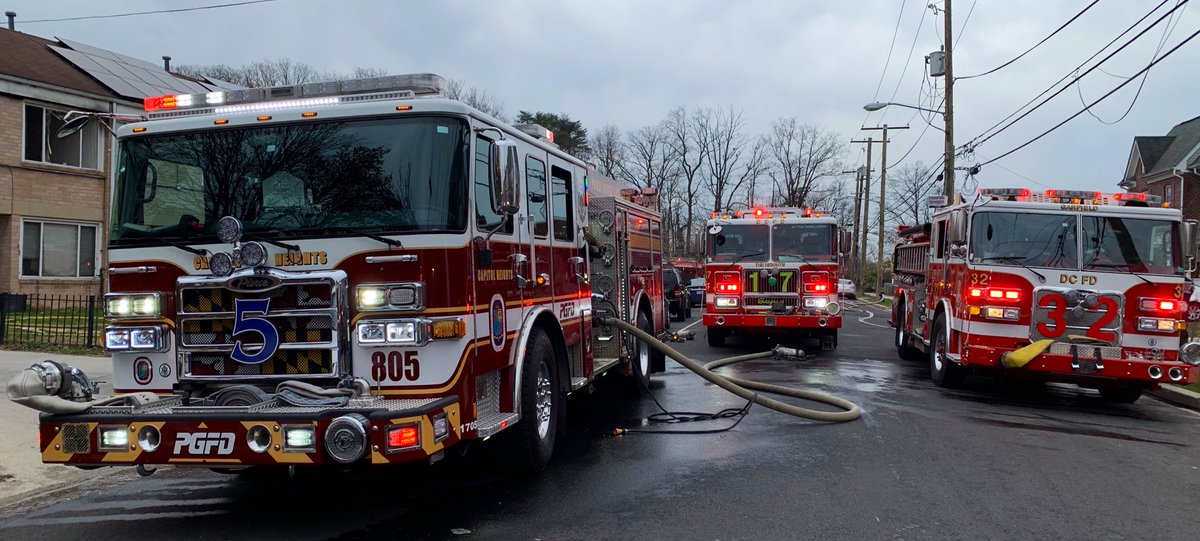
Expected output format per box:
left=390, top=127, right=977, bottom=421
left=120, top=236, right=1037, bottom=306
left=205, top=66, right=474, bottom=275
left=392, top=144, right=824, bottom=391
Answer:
left=0, top=350, right=115, bottom=511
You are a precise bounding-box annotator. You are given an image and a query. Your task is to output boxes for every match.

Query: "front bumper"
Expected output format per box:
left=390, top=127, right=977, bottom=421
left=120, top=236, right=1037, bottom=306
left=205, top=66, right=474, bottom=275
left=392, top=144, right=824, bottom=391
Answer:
left=703, top=313, right=842, bottom=330
left=964, top=344, right=1198, bottom=384
left=39, top=396, right=461, bottom=467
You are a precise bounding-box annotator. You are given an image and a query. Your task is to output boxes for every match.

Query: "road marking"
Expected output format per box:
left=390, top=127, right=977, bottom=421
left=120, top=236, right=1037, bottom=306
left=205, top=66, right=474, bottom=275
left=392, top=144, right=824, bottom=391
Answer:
left=856, top=306, right=891, bottom=329
left=678, top=319, right=702, bottom=333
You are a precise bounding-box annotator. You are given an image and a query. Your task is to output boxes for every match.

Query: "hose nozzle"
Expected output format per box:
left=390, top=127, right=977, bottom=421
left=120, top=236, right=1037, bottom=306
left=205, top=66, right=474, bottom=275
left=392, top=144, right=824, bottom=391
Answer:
left=773, top=346, right=807, bottom=361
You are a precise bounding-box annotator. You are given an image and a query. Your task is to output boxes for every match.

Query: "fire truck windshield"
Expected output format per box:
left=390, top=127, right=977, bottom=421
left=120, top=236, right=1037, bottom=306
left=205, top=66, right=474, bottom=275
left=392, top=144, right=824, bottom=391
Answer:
left=110, top=116, right=470, bottom=244
left=1082, top=216, right=1180, bottom=274
left=708, top=224, right=768, bottom=262
left=772, top=223, right=834, bottom=261
left=971, top=212, right=1077, bottom=269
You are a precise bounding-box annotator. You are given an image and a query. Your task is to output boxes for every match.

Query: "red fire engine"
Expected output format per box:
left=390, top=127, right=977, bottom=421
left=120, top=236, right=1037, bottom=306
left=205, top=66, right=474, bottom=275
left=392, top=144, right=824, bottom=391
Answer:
left=15, top=73, right=667, bottom=473
left=702, top=207, right=851, bottom=350
left=891, top=188, right=1200, bottom=402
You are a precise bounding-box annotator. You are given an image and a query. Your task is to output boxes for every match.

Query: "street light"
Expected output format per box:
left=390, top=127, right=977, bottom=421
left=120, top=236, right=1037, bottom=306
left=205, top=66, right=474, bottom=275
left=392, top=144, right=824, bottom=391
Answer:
left=863, top=101, right=944, bottom=116
left=864, top=101, right=954, bottom=201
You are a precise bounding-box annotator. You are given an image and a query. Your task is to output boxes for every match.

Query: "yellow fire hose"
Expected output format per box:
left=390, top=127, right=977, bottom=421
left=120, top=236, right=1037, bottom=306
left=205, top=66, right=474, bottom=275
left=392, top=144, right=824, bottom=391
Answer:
left=601, top=317, right=862, bottom=423
left=1001, top=335, right=1115, bottom=368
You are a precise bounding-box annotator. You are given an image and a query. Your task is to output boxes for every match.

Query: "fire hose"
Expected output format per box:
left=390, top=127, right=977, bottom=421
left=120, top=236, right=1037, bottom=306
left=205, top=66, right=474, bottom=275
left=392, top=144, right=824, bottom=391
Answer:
left=599, top=317, right=862, bottom=424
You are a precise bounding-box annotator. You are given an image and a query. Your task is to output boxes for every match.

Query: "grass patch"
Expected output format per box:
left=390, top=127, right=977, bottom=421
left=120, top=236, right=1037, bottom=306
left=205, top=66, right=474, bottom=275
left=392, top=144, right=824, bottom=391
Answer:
left=1182, top=382, right=1200, bottom=393
left=2, top=307, right=104, bottom=350
left=0, top=342, right=104, bottom=356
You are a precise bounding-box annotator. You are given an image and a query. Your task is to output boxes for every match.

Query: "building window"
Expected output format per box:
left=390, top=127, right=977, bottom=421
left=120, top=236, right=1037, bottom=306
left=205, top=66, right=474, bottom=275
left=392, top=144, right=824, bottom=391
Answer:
left=21, top=221, right=98, bottom=278
left=23, top=103, right=100, bottom=169
left=1166, top=184, right=1174, bottom=206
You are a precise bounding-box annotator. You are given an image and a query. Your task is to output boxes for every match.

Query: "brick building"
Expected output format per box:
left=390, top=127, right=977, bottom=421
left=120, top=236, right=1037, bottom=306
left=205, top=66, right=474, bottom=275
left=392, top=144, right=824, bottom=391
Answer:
left=1118, top=115, right=1200, bottom=221
left=0, top=24, right=224, bottom=297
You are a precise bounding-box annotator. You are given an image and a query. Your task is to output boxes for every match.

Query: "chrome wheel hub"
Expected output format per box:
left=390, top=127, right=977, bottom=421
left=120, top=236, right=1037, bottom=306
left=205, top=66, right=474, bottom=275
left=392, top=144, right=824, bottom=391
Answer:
left=535, top=362, right=552, bottom=440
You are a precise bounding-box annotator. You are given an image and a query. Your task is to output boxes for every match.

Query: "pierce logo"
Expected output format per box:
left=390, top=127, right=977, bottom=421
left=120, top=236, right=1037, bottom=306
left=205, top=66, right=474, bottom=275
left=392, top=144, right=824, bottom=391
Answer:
left=173, top=432, right=236, bottom=455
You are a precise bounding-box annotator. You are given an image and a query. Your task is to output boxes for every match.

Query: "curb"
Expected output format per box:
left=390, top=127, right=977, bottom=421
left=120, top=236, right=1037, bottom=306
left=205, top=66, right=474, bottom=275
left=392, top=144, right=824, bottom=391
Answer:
left=1149, top=385, right=1200, bottom=411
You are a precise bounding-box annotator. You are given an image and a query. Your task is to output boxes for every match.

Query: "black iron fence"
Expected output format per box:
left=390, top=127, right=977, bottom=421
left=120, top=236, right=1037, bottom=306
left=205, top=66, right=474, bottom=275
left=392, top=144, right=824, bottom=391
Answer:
left=0, top=293, right=103, bottom=349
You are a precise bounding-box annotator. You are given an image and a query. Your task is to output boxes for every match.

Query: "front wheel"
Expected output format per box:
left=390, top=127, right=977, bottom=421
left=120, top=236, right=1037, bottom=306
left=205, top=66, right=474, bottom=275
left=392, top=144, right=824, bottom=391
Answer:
left=707, top=327, right=726, bottom=347
left=1099, top=385, right=1143, bottom=404
left=930, top=314, right=965, bottom=388
left=504, top=327, right=558, bottom=474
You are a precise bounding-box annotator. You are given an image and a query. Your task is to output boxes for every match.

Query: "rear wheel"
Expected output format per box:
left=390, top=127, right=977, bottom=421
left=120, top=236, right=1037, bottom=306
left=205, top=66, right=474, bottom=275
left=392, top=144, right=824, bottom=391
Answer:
left=895, top=299, right=922, bottom=361
left=930, top=314, right=965, bottom=388
left=1099, top=385, right=1143, bottom=404
left=707, top=327, right=726, bottom=347
left=625, top=312, right=654, bottom=393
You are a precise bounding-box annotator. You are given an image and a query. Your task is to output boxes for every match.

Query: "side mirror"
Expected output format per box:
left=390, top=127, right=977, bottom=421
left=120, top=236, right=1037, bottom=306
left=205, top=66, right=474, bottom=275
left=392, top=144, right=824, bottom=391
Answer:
left=1184, top=220, right=1199, bottom=259
left=948, top=210, right=968, bottom=246
left=491, top=140, right=520, bottom=215
left=839, top=230, right=853, bottom=254
left=56, top=114, right=92, bottom=139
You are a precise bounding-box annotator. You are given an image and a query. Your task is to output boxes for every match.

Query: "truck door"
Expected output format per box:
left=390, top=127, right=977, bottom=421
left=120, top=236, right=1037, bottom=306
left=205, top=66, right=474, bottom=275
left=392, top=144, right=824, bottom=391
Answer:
left=471, top=132, right=526, bottom=381
left=547, top=158, right=585, bottom=379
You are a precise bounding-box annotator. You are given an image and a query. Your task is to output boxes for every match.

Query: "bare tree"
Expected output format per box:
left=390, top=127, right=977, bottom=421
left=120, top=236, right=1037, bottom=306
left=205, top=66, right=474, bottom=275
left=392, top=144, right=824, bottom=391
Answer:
left=886, top=161, right=938, bottom=226
left=765, top=118, right=845, bottom=208
left=445, top=79, right=507, bottom=120
left=622, top=123, right=678, bottom=192
left=699, top=106, right=768, bottom=212
left=664, top=107, right=708, bottom=255
left=177, top=58, right=386, bottom=88
left=589, top=125, right=625, bottom=179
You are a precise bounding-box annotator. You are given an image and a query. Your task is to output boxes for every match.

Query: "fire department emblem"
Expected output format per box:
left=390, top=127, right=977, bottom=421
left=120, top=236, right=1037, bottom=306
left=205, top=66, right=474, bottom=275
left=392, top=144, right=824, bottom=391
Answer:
left=490, top=294, right=506, bottom=352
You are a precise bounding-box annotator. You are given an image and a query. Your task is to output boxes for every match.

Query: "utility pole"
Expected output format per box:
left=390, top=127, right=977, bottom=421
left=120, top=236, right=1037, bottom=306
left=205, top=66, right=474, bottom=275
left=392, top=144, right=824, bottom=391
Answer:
left=849, top=138, right=873, bottom=290
left=943, top=0, right=956, bottom=200
left=862, top=125, right=908, bottom=298
left=841, top=165, right=870, bottom=281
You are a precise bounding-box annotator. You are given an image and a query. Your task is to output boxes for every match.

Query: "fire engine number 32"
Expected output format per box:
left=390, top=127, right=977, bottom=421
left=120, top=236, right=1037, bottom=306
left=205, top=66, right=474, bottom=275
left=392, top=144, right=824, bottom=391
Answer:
left=371, top=351, right=421, bottom=382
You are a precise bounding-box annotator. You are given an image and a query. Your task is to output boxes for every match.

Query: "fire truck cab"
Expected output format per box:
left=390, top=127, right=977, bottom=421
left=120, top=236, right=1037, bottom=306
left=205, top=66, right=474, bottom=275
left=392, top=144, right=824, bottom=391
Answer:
left=19, top=73, right=666, bottom=473
left=702, top=207, right=851, bottom=350
left=892, top=188, right=1200, bottom=402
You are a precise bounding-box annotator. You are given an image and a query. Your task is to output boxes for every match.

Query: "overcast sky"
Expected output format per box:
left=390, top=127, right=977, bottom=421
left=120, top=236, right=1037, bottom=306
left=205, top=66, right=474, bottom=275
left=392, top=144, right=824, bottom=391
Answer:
left=7, top=0, right=1199, bottom=194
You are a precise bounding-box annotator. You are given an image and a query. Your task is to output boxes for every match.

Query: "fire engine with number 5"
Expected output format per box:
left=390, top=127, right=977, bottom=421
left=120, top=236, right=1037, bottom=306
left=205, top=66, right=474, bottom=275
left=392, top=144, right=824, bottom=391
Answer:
left=702, top=207, right=851, bottom=350
left=891, top=188, right=1200, bottom=402
left=7, top=73, right=669, bottom=474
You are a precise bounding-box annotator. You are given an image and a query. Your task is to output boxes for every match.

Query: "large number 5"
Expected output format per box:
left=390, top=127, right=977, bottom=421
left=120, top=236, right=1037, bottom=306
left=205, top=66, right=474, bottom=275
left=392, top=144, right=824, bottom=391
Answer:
left=1037, top=294, right=1067, bottom=338
left=231, top=298, right=280, bottom=364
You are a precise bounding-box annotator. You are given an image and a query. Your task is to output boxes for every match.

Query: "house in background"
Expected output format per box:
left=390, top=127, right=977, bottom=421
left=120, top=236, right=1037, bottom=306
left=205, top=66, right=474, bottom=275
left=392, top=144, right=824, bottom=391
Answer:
left=1118, top=115, right=1200, bottom=221
left=0, top=19, right=231, bottom=298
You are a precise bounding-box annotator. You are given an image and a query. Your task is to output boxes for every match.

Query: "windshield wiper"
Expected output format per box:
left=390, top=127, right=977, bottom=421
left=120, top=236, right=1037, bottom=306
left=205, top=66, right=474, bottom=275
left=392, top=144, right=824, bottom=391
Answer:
left=121, top=228, right=208, bottom=257
left=721, top=251, right=767, bottom=268
left=243, top=233, right=300, bottom=253
left=978, top=255, right=1048, bottom=283
left=1085, top=262, right=1153, bottom=284
left=324, top=227, right=404, bottom=249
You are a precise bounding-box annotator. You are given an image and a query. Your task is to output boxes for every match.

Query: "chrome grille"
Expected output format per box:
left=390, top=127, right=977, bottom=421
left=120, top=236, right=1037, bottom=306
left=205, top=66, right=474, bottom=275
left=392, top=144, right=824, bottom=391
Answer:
left=1029, top=288, right=1123, bottom=342
left=177, top=271, right=346, bottom=380
left=1047, top=342, right=1123, bottom=360
left=744, top=295, right=800, bottom=310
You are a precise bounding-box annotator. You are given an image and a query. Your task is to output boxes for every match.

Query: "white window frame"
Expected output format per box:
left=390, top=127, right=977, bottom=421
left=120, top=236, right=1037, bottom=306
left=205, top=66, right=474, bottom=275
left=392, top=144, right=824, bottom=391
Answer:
left=22, top=101, right=102, bottom=171
left=19, top=219, right=101, bottom=280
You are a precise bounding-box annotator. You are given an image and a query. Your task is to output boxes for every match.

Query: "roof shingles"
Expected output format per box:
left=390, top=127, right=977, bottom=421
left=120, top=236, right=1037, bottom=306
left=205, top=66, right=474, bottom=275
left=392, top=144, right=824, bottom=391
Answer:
left=0, top=28, right=116, bottom=97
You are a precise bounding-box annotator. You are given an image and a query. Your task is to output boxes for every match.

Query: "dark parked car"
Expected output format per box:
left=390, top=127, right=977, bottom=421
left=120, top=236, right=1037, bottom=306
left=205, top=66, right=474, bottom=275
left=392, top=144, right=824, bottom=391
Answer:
left=687, top=277, right=705, bottom=307
left=663, top=267, right=691, bottom=322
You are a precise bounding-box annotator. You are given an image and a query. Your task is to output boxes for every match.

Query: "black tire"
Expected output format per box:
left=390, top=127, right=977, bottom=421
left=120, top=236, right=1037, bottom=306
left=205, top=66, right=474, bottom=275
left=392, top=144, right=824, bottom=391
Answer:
left=895, top=299, right=922, bottom=361
left=625, top=312, right=654, bottom=393
left=505, top=327, right=558, bottom=474
left=930, top=314, right=965, bottom=388
left=1099, top=385, right=1143, bottom=404
left=707, top=327, right=726, bottom=347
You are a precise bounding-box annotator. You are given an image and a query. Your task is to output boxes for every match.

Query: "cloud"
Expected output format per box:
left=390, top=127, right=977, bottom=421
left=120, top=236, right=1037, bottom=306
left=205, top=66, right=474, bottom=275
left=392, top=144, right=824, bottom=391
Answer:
left=8, top=0, right=1198, bottom=190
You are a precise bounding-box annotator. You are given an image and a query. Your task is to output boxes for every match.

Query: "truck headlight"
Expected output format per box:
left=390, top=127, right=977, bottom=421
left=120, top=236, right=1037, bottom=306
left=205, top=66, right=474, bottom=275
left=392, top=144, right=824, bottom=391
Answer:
left=386, top=322, right=418, bottom=344
left=1137, top=317, right=1176, bottom=332
left=804, top=297, right=828, bottom=310
left=106, top=326, right=165, bottom=352
left=984, top=307, right=1020, bottom=321
left=98, top=425, right=130, bottom=451
left=105, top=329, right=131, bottom=350
left=356, top=283, right=425, bottom=311
left=1181, top=342, right=1200, bottom=366
left=357, top=320, right=428, bottom=346
left=105, top=293, right=161, bottom=318
left=715, top=296, right=739, bottom=308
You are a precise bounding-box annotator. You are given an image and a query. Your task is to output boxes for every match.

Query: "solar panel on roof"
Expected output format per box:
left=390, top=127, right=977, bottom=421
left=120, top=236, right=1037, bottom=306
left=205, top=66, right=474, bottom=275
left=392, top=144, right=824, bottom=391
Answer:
left=51, top=37, right=216, bottom=99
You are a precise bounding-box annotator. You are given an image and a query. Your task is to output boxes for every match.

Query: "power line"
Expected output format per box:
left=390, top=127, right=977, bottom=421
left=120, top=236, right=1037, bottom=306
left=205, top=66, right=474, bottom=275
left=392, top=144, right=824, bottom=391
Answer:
left=21, top=0, right=281, bottom=23
left=953, top=0, right=979, bottom=48
left=978, top=26, right=1200, bottom=167
left=965, top=0, right=1184, bottom=150
left=861, top=0, right=909, bottom=131
left=956, top=0, right=1101, bottom=80
left=877, top=3, right=930, bottom=126
left=1078, top=0, right=1187, bottom=125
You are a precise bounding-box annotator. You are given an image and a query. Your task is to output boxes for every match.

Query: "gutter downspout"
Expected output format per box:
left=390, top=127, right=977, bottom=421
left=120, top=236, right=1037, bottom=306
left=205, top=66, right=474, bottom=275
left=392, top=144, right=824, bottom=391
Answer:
left=1172, top=169, right=1185, bottom=212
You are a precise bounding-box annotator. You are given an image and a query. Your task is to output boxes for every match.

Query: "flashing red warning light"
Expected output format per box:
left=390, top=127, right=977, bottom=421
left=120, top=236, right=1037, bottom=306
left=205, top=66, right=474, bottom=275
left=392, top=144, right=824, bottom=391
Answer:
left=715, top=272, right=741, bottom=293
left=754, top=208, right=765, bottom=218
left=387, top=425, right=419, bottom=449
left=803, top=208, right=814, bottom=217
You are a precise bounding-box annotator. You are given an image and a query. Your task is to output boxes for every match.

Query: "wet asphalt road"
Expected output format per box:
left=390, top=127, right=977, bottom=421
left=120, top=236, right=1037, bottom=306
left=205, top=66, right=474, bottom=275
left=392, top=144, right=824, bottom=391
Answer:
left=1, top=301, right=1198, bottom=540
